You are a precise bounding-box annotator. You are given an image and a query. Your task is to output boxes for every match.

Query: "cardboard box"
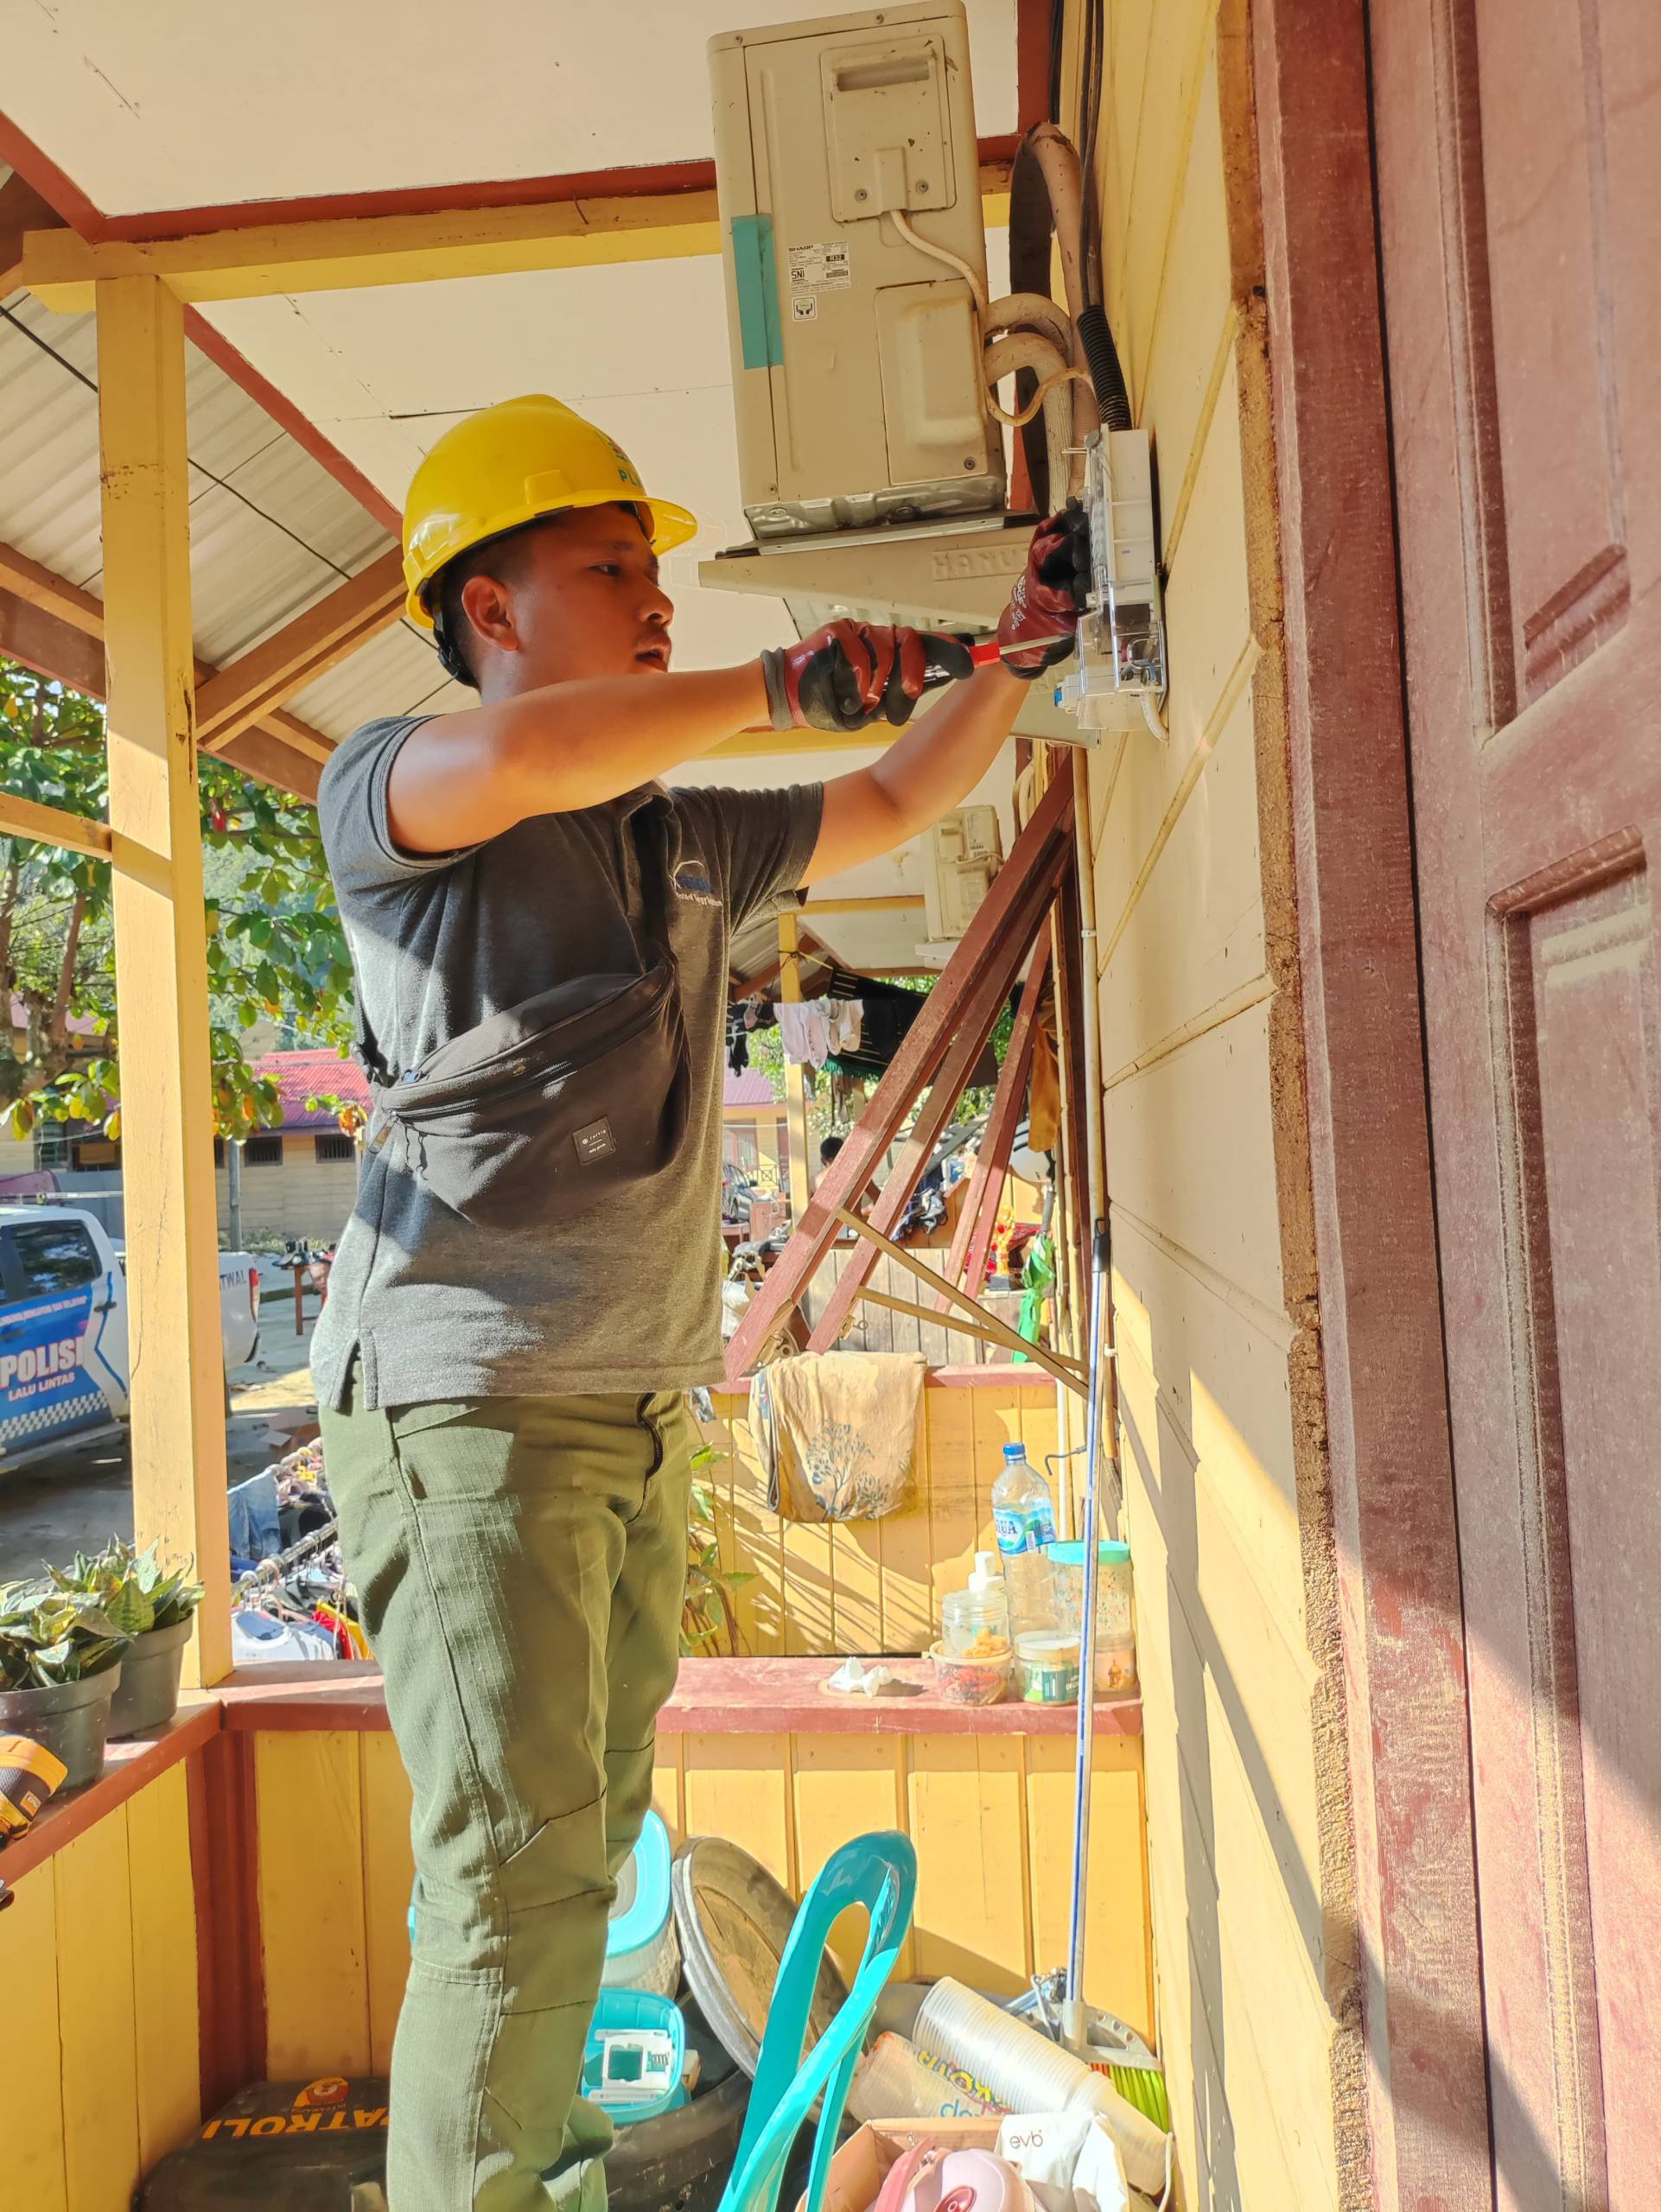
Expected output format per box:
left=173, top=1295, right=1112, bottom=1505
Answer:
left=799, top=2119, right=1163, bottom=2212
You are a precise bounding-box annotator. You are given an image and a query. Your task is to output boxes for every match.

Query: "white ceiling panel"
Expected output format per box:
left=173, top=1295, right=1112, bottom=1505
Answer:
left=1, top=0, right=1018, bottom=216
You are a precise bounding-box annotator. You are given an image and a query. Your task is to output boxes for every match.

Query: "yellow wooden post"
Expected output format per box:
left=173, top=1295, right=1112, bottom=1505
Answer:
left=97, top=274, right=232, bottom=1684
left=777, top=910, right=812, bottom=1221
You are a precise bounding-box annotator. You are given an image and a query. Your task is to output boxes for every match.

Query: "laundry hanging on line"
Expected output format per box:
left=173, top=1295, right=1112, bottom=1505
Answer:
left=774, top=999, right=863, bottom=1068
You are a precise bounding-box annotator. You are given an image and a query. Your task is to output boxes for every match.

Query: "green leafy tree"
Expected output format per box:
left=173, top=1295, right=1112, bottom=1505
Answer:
left=0, top=660, right=354, bottom=1145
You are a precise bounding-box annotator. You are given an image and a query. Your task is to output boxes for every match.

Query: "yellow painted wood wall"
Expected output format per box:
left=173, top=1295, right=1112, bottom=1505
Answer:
left=700, top=1382, right=1061, bottom=1656
left=1080, top=2, right=1352, bottom=2205
left=251, top=1722, right=1155, bottom=2074
left=10, top=1766, right=202, bottom=2212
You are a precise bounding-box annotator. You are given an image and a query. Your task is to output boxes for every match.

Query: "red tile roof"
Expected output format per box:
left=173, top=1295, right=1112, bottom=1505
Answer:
left=256, top=1048, right=371, bottom=1132
left=723, top=1069, right=780, bottom=1109
left=259, top=1052, right=777, bottom=1128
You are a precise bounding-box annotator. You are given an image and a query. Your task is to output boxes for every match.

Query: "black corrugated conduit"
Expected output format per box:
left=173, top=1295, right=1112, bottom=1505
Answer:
left=1074, top=303, right=1133, bottom=432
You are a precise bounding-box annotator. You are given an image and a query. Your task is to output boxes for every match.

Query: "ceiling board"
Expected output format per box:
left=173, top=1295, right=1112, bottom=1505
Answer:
left=3, top=0, right=1018, bottom=218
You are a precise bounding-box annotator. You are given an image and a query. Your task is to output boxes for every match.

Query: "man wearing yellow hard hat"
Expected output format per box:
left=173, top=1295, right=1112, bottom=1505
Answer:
left=313, top=394, right=1085, bottom=2210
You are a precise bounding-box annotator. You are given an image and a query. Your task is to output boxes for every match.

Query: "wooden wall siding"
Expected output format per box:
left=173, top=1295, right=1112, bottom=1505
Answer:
left=241, top=1722, right=1152, bottom=2081
left=10, top=1764, right=202, bottom=2212
left=700, top=1382, right=1061, bottom=1657
left=1083, top=0, right=1347, bottom=2205
left=665, top=1728, right=1153, bottom=2037
left=253, top=1729, right=416, bottom=2079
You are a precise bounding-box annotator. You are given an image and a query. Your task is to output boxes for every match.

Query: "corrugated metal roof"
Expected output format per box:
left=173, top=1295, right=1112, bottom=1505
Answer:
left=286, top=614, right=471, bottom=741
left=0, top=284, right=398, bottom=702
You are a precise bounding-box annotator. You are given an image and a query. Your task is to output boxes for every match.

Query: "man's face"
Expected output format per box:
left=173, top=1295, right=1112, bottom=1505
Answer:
left=475, top=503, right=675, bottom=690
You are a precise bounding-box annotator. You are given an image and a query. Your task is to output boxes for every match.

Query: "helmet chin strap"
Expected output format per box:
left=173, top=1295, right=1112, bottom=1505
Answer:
left=428, top=601, right=476, bottom=689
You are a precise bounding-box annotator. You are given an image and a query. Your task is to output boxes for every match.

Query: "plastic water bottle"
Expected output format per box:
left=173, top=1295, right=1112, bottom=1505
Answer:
left=991, top=1443, right=1058, bottom=1634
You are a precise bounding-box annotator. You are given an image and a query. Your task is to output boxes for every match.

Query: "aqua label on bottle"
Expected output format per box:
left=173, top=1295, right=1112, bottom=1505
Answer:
left=995, top=1503, right=1057, bottom=1555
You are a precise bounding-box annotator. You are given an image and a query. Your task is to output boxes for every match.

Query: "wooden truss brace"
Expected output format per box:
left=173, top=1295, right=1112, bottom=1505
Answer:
left=194, top=547, right=405, bottom=754
left=0, top=537, right=332, bottom=801
left=939, top=935, right=1051, bottom=1306
left=724, top=766, right=1075, bottom=1385
left=844, top=1229, right=1085, bottom=1393
left=808, top=878, right=1055, bottom=1351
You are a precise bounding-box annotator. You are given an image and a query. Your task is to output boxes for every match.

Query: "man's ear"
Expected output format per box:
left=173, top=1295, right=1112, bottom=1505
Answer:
left=459, top=569, right=518, bottom=658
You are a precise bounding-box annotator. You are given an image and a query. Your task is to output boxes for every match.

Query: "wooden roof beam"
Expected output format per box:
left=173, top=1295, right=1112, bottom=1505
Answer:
left=0, top=167, right=63, bottom=295
left=194, top=546, right=404, bottom=753
left=20, top=165, right=1014, bottom=310
left=0, top=539, right=331, bottom=801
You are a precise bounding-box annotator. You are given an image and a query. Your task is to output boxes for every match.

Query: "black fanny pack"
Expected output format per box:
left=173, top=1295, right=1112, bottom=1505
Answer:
left=361, top=813, right=691, bottom=1231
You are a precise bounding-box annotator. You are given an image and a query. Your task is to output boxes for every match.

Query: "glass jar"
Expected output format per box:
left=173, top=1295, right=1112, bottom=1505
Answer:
left=1047, top=1539, right=1136, bottom=1693
left=940, top=1582, right=1012, bottom=1660
left=940, top=1549, right=1013, bottom=1659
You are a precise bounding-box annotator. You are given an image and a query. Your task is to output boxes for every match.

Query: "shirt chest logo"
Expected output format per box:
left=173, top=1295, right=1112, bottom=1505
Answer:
left=674, top=857, right=720, bottom=910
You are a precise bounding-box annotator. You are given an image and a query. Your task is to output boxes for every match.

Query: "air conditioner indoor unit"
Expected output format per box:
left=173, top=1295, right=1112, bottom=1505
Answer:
left=710, top=1, right=1004, bottom=541
left=918, top=804, right=1003, bottom=963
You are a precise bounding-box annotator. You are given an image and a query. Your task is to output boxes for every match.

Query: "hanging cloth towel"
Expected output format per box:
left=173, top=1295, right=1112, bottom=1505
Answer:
left=752, top=1351, right=926, bottom=1522
left=826, top=999, right=863, bottom=1055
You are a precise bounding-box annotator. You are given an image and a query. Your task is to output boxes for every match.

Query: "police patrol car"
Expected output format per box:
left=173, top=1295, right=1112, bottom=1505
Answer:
left=0, top=1205, right=260, bottom=1472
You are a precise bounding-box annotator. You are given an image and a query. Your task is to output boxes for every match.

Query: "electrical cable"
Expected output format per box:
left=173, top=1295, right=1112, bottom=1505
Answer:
left=884, top=207, right=987, bottom=315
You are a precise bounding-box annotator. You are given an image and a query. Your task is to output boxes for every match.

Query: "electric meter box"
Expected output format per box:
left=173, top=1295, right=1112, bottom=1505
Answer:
left=710, top=2, right=1003, bottom=541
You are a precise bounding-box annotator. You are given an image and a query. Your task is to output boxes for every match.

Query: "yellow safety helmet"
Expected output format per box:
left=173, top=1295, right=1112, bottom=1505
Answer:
left=401, top=393, right=698, bottom=628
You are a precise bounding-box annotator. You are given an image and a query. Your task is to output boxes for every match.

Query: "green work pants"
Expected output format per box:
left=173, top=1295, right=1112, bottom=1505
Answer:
left=321, top=1371, right=693, bottom=2212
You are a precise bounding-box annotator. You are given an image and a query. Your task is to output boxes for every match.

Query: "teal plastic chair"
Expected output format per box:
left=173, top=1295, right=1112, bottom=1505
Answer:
left=717, top=1830, right=918, bottom=2212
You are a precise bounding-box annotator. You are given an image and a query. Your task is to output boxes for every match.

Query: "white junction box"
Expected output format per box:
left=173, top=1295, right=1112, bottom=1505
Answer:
left=710, top=2, right=1003, bottom=540
left=1055, top=428, right=1168, bottom=733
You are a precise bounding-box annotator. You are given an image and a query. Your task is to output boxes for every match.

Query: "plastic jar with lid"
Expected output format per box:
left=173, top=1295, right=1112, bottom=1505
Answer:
left=940, top=1550, right=1012, bottom=1657
left=1047, top=1539, right=1137, bottom=1693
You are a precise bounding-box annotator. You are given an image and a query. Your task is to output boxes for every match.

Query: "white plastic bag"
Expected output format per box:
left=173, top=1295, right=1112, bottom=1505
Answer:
left=992, top=2113, right=1130, bottom=2212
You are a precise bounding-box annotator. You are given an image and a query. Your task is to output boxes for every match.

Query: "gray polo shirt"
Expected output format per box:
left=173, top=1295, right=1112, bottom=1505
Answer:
left=310, top=715, right=822, bottom=1412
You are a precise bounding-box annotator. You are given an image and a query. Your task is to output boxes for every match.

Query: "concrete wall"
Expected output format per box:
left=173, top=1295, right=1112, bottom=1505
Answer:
left=1077, top=3, right=1358, bottom=2204
left=0, top=1129, right=40, bottom=1179
left=0, top=1130, right=354, bottom=1247
left=214, top=1137, right=358, bottom=1246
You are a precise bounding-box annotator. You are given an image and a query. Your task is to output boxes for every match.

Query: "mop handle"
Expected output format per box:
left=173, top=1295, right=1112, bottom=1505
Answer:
left=1064, top=1224, right=1112, bottom=2033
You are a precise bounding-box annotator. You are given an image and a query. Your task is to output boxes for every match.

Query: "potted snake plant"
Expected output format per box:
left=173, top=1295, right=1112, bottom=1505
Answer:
left=51, top=1539, right=203, bottom=1740
left=0, top=1578, right=129, bottom=1787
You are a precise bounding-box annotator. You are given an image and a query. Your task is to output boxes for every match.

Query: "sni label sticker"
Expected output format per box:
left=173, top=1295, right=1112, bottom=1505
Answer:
left=787, top=241, right=851, bottom=292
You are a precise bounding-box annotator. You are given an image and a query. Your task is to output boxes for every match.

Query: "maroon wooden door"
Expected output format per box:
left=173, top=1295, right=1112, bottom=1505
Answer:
left=1370, top=1, right=1661, bottom=2203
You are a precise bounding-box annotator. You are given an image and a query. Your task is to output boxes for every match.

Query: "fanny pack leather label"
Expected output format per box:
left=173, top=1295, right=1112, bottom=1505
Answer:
left=574, top=1118, right=617, bottom=1164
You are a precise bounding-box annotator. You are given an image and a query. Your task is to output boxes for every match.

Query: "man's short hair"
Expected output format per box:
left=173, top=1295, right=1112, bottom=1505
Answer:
left=819, top=1135, right=844, bottom=1167
left=430, top=521, right=548, bottom=689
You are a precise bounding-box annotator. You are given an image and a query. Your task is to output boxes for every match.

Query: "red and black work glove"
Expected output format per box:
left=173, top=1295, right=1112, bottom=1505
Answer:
left=996, top=502, right=1091, bottom=678
left=761, top=620, right=974, bottom=734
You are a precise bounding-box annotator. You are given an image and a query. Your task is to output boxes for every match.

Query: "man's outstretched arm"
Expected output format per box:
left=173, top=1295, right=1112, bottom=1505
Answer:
left=804, top=659, right=1027, bottom=884
left=805, top=505, right=1089, bottom=882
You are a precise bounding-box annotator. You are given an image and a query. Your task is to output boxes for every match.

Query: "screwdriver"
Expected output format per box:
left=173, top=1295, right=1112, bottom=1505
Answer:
left=921, top=633, right=1076, bottom=687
